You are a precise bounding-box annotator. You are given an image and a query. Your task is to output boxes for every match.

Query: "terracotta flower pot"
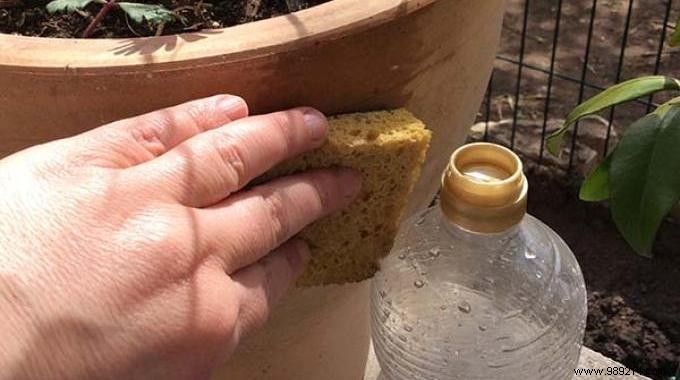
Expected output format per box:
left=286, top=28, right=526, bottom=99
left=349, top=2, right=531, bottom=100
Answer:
left=0, top=0, right=505, bottom=378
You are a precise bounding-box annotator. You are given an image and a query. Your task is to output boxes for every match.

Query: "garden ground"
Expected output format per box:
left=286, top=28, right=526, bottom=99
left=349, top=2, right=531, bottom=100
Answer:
left=478, top=0, right=680, bottom=378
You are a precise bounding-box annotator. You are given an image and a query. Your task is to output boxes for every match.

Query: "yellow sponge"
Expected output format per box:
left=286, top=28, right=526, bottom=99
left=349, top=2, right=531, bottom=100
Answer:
left=264, top=109, right=431, bottom=286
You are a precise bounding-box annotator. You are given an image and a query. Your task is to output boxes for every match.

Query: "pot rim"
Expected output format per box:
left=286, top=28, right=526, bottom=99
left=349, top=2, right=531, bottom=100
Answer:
left=0, top=0, right=436, bottom=72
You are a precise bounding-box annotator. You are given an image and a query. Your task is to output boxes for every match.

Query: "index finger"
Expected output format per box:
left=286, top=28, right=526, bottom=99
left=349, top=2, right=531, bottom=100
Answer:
left=131, top=108, right=329, bottom=207
left=71, top=95, right=249, bottom=167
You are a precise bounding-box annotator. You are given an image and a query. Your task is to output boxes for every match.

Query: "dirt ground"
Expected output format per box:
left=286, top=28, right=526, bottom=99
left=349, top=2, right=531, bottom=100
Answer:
left=478, top=1, right=680, bottom=378
left=524, top=165, right=680, bottom=379
left=484, top=0, right=680, bottom=169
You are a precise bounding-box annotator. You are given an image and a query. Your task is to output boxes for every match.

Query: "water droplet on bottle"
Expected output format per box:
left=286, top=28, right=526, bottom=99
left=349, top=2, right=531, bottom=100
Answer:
left=453, top=350, right=460, bottom=357
left=478, top=324, right=487, bottom=332
left=440, top=305, right=448, bottom=311
left=420, top=270, right=428, bottom=276
left=524, top=249, right=537, bottom=259
left=536, top=271, right=543, bottom=279
left=502, top=309, right=521, bottom=319
left=458, top=301, right=472, bottom=313
left=403, top=325, right=413, bottom=332
left=501, top=345, right=518, bottom=353
left=383, top=309, right=391, bottom=318
left=398, top=334, right=408, bottom=342
left=414, top=280, right=425, bottom=288
left=428, top=248, right=441, bottom=257
left=379, top=290, right=387, bottom=298
left=415, top=217, right=425, bottom=226
left=398, top=254, right=406, bottom=260
left=483, top=276, right=495, bottom=284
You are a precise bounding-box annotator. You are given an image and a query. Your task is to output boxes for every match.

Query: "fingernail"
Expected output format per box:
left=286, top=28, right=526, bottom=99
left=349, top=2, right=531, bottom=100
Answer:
left=303, top=108, right=328, bottom=142
left=338, top=168, right=362, bottom=199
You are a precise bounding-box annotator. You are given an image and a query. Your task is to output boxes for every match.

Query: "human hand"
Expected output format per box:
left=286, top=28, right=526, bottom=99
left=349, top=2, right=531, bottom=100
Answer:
left=0, top=95, right=361, bottom=380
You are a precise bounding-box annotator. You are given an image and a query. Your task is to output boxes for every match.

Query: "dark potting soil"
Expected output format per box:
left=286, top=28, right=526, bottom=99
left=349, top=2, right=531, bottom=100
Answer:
left=0, top=0, right=331, bottom=38
left=525, top=164, right=680, bottom=380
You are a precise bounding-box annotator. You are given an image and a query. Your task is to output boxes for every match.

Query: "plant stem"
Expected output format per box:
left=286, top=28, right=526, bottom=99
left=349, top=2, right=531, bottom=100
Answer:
left=82, top=0, right=118, bottom=38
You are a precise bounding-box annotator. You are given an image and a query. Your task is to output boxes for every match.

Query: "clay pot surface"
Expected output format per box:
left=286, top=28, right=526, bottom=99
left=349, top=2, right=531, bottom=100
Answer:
left=0, top=0, right=504, bottom=216
left=213, top=281, right=371, bottom=380
left=0, top=1, right=505, bottom=378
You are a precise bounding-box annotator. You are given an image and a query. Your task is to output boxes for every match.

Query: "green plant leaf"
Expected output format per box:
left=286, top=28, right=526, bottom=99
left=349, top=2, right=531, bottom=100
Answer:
left=546, top=76, right=680, bottom=155
left=46, top=0, right=94, bottom=13
left=580, top=152, right=613, bottom=202
left=654, top=96, right=680, bottom=117
left=670, top=15, right=680, bottom=47
left=118, top=2, right=173, bottom=24
left=610, top=106, right=680, bottom=256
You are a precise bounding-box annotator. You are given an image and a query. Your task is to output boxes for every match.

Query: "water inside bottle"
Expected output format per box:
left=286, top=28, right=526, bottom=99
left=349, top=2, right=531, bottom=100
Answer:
left=374, top=277, right=575, bottom=379
left=371, top=143, right=586, bottom=380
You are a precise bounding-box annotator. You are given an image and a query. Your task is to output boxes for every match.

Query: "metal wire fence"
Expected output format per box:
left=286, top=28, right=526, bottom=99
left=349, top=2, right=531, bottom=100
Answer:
left=473, top=0, right=679, bottom=174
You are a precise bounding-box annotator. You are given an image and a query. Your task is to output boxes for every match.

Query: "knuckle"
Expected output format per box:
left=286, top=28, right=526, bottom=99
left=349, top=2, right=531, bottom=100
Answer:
left=24, top=140, right=92, bottom=176
left=260, top=191, right=291, bottom=245
left=120, top=208, right=196, bottom=275
left=185, top=267, right=239, bottom=342
left=30, top=153, right=77, bottom=179
left=129, top=119, right=169, bottom=157
left=308, top=173, right=332, bottom=211
left=269, top=112, right=297, bottom=156
left=195, top=293, right=239, bottom=346
left=212, top=132, right=249, bottom=189
left=246, top=263, right=274, bottom=324
left=185, top=99, right=214, bottom=131
left=202, top=309, right=238, bottom=341
left=151, top=228, right=190, bottom=259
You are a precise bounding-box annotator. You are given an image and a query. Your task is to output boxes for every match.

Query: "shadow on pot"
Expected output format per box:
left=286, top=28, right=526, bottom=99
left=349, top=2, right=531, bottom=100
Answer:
left=111, top=30, right=220, bottom=57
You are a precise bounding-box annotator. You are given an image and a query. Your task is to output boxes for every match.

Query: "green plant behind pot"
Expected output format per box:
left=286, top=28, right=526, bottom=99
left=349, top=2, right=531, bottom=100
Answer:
left=546, top=17, right=680, bottom=257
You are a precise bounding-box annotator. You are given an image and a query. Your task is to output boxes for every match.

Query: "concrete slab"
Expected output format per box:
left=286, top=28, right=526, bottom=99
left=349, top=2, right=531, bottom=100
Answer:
left=364, top=342, right=651, bottom=380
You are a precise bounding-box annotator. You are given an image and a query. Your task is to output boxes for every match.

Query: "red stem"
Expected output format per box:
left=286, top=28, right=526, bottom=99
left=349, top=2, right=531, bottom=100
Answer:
left=82, top=0, right=118, bottom=38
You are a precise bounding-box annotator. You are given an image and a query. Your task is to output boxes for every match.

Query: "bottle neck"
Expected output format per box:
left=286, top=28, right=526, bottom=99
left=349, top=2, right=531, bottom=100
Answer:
left=441, top=143, right=528, bottom=234
left=441, top=212, right=521, bottom=248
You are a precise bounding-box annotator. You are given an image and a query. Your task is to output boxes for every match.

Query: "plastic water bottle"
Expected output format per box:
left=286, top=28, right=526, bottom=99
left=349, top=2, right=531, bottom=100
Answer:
left=371, top=143, right=587, bottom=380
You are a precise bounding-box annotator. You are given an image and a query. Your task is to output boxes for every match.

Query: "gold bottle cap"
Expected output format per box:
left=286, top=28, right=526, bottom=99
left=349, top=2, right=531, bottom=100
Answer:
left=440, top=142, right=527, bottom=233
